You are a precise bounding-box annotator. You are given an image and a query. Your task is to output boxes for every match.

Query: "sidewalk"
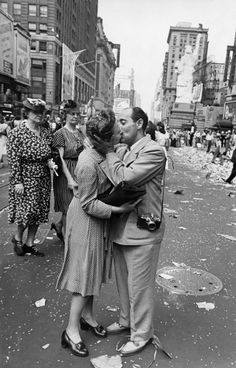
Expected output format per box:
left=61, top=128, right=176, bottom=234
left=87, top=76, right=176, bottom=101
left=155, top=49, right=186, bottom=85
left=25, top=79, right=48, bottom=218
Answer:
left=0, top=148, right=236, bottom=368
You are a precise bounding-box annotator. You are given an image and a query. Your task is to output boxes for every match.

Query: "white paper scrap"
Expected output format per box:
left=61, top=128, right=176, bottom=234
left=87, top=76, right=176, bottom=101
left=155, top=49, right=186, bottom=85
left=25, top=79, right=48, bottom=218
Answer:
left=159, top=273, right=174, bottom=280
left=217, top=234, right=236, bottom=241
left=35, top=298, right=46, bottom=307
left=196, top=302, right=215, bottom=311
left=42, top=344, right=50, bottom=349
left=90, top=354, right=122, bottom=368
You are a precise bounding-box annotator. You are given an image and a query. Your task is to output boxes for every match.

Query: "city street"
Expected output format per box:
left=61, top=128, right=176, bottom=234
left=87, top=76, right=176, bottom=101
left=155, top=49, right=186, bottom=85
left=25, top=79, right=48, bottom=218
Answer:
left=0, top=147, right=236, bottom=368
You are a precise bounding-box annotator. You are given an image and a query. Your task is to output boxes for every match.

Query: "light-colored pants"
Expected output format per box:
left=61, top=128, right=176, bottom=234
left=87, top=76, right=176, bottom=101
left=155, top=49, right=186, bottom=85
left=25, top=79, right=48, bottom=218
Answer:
left=113, top=241, right=162, bottom=342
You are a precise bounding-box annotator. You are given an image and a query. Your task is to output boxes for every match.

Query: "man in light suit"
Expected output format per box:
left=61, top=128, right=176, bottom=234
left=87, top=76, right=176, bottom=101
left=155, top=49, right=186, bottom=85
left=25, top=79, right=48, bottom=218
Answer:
left=99, top=107, right=166, bottom=356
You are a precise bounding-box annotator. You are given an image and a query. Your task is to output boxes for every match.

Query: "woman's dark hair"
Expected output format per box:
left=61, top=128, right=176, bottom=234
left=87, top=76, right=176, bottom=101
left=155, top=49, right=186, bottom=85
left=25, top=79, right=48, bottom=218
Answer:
left=146, top=121, right=157, bottom=141
left=131, top=107, right=148, bottom=131
left=86, top=110, right=115, bottom=154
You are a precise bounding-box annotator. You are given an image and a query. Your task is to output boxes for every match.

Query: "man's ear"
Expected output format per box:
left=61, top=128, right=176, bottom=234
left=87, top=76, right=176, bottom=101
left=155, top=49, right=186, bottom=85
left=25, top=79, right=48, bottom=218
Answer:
left=136, top=118, right=144, bottom=131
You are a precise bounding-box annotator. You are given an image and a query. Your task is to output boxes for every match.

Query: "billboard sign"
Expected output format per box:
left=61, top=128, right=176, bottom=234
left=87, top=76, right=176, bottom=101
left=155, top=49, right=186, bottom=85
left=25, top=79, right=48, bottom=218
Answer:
left=0, top=10, right=14, bottom=78
left=113, top=97, right=130, bottom=114
left=224, top=100, right=236, bottom=120
left=15, top=30, right=30, bottom=85
left=192, top=82, right=203, bottom=103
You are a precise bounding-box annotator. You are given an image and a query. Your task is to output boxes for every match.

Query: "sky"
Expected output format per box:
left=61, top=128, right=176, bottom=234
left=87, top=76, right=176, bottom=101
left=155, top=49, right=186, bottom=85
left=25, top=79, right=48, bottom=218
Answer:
left=98, top=0, right=236, bottom=114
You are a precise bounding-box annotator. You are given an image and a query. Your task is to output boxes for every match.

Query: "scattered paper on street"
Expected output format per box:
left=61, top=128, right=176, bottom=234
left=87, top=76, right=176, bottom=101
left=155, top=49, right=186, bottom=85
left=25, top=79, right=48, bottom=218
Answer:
left=217, top=234, right=236, bottom=241
left=35, top=298, right=46, bottom=307
left=42, top=344, right=50, bottom=349
left=196, top=302, right=215, bottom=311
left=159, top=273, right=174, bottom=280
left=90, top=354, right=122, bottom=368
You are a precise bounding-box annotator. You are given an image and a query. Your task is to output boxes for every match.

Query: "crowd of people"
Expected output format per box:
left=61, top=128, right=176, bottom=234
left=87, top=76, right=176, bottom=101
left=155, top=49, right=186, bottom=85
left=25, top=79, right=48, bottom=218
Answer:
left=3, top=97, right=236, bottom=358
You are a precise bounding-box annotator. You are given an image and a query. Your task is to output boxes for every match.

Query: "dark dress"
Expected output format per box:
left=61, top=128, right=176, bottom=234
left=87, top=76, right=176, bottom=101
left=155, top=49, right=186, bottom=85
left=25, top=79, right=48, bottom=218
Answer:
left=52, top=127, right=84, bottom=214
left=7, top=124, right=53, bottom=226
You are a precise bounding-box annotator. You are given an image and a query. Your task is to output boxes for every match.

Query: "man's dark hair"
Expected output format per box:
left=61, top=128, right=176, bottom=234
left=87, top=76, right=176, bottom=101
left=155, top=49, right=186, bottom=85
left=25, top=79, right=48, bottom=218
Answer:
left=131, top=107, right=148, bottom=131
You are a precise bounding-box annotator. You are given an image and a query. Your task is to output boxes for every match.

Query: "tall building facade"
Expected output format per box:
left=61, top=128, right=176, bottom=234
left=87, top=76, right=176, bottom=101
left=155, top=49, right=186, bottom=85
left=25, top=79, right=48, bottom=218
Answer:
left=0, top=0, right=98, bottom=107
left=161, top=22, right=208, bottom=120
left=94, top=17, right=117, bottom=110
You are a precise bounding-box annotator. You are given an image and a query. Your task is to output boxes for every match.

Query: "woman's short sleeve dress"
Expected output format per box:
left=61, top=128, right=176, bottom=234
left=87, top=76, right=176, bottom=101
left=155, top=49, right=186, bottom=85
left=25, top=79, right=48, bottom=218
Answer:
left=56, top=148, right=113, bottom=297
left=52, top=127, right=84, bottom=213
left=7, top=125, right=53, bottom=226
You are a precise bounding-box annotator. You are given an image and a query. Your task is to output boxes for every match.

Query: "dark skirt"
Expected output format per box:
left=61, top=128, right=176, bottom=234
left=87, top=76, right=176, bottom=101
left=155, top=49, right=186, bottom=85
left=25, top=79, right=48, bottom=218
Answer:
left=53, top=158, right=77, bottom=213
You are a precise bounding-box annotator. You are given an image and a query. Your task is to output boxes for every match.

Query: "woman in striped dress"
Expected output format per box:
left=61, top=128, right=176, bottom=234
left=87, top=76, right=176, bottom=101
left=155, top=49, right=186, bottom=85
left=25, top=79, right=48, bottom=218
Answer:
left=51, top=100, right=84, bottom=241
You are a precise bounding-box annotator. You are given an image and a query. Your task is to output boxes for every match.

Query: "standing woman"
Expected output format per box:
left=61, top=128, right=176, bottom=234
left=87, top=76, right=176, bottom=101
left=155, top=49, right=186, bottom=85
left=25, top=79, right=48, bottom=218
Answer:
left=0, top=117, right=10, bottom=168
left=51, top=100, right=84, bottom=241
left=7, top=98, right=56, bottom=257
left=57, top=110, right=138, bottom=357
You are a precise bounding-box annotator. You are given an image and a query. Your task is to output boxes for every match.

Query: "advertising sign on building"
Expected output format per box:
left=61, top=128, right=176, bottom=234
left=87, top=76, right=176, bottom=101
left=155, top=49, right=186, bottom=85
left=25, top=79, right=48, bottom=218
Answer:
left=61, top=43, right=86, bottom=101
left=0, top=10, right=14, bottom=78
left=113, top=97, right=130, bottom=114
left=15, top=30, right=30, bottom=85
left=224, top=100, right=236, bottom=121
left=192, top=82, right=203, bottom=103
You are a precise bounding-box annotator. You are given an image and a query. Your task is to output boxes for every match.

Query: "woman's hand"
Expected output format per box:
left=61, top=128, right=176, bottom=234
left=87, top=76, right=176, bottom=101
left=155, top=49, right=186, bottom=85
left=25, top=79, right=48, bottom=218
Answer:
left=15, top=183, right=24, bottom=195
left=112, top=198, right=142, bottom=214
left=67, top=179, right=78, bottom=190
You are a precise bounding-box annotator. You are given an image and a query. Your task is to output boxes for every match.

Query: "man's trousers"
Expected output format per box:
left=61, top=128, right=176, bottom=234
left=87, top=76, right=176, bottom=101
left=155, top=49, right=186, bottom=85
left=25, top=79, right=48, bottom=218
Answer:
left=113, top=241, right=162, bottom=342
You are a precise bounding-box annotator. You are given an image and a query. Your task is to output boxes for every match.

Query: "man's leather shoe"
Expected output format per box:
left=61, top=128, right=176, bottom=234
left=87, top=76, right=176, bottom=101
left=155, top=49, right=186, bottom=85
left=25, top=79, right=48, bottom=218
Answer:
left=120, top=339, right=151, bottom=356
left=80, top=317, right=107, bottom=338
left=61, top=330, right=89, bottom=357
left=106, top=322, right=129, bottom=335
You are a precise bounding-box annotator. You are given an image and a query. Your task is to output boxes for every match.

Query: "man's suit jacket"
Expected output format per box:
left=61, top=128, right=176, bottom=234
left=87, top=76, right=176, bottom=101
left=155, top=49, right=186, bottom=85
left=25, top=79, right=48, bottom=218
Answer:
left=99, top=136, right=166, bottom=246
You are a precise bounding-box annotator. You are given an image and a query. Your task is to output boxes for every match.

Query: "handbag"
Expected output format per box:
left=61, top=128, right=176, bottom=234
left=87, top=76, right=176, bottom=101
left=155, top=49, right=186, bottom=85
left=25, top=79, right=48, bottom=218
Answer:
left=98, top=182, right=146, bottom=206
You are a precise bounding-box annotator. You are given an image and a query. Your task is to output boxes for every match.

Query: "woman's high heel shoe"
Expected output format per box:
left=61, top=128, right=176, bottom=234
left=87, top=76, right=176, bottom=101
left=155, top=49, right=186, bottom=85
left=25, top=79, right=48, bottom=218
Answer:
left=61, top=330, right=89, bottom=357
left=80, top=317, right=107, bottom=338
left=50, top=223, right=64, bottom=242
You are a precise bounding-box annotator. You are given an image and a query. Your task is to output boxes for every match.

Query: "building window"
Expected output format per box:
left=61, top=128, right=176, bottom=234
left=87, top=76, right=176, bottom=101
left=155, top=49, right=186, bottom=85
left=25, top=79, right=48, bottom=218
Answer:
left=39, top=24, right=47, bottom=33
left=29, top=4, right=37, bottom=16
left=39, top=41, right=47, bottom=52
left=0, top=3, right=8, bottom=13
left=40, top=5, right=47, bottom=17
left=13, top=3, right=21, bottom=15
left=28, top=23, right=37, bottom=32
left=31, top=40, right=37, bottom=51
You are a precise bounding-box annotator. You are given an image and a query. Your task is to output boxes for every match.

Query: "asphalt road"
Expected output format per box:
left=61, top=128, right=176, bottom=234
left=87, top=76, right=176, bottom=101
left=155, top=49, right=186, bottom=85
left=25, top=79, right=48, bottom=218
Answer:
left=0, top=148, right=235, bottom=368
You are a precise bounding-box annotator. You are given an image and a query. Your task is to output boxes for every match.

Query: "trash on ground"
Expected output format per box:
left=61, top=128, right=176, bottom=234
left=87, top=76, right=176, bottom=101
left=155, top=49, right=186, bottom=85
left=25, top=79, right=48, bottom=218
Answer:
left=217, top=234, right=236, bottom=241
left=178, top=226, right=187, bottom=230
left=164, top=208, right=177, bottom=214
left=159, top=273, right=174, bottom=280
left=42, top=344, right=50, bottom=349
left=196, top=302, right=215, bottom=311
left=34, top=239, right=40, bottom=244
left=172, top=261, right=187, bottom=267
left=35, top=298, right=46, bottom=307
left=174, top=189, right=184, bottom=195
left=90, top=354, right=122, bottom=368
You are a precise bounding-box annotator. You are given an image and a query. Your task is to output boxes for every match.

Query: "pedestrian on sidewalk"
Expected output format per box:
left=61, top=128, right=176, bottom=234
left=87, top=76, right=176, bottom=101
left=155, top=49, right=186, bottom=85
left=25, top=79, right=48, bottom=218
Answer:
left=51, top=100, right=84, bottom=243
left=7, top=98, right=57, bottom=257
left=222, top=147, right=236, bottom=184
left=97, top=107, right=166, bottom=357
left=57, top=110, right=138, bottom=358
left=211, top=136, right=223, bottom=165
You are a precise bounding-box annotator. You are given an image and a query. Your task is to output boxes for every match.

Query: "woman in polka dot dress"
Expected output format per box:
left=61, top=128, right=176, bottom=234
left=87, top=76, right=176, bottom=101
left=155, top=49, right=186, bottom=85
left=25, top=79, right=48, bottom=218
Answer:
left=7, top=98, right=57, bottom=257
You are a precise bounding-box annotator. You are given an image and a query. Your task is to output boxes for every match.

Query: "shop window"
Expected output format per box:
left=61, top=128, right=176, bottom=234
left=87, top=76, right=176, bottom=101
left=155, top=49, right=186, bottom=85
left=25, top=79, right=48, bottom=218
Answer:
left=39, top=5, right=47, bottom=17
left=28, top=23, right=37, bottom=32
left=0, top=3, right=7, bottom=13
left=29, top=4, right=37, bottom=16
left=39, top=24, right=47, bottom=34
left=13, top=3, right=21, bottom=15
left=39, top=41, right=47, bottom=52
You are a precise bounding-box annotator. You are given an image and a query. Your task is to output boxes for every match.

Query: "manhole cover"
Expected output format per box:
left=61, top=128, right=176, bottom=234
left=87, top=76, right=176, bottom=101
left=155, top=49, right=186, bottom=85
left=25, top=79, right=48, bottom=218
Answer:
left=156, top=266, right=223, bottom=296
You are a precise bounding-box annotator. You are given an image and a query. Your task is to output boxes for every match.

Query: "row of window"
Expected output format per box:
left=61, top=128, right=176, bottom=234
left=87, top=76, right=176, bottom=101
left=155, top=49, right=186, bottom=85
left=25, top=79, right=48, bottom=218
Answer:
left=0, top=3, right=47, bottom=17
left=29, top=23, right=47, bottom=33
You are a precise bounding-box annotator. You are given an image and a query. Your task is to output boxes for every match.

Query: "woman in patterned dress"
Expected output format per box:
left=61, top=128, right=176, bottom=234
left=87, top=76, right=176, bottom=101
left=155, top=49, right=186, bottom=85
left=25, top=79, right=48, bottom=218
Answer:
left=57, top=110, right=138, bottom=357
left=51, top=100, right=84, bottom=241
left=7, top=98, right=57, bottom=257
